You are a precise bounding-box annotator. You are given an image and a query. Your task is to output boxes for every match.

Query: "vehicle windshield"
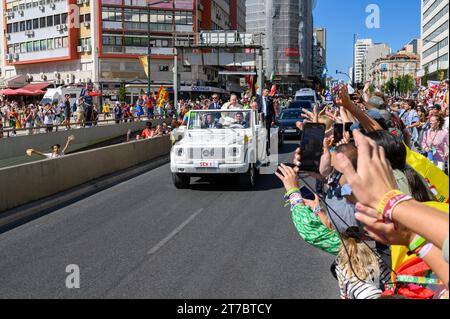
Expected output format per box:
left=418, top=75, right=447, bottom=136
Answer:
left=280, top=109, right=302, bottom=120
left=188, top=110, right=253, bottom=130
left=295, top=96, right=315, bottom=103
left=288, top=101, right=313, bottom=110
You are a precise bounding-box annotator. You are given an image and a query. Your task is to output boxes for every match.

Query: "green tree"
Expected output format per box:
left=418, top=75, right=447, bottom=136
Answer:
left=117, top=82, right=127, bottom=102
left=437, top=70, right=445, bottom=82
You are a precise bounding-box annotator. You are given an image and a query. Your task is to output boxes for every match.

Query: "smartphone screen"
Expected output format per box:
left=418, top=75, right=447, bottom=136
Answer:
left=299, top=123, right=326, bottom=173
left=333, top=123, right=344, bottom=144
left=300, top=186, right=316, bottom=200
left=344, top=122, right=353, bottom=139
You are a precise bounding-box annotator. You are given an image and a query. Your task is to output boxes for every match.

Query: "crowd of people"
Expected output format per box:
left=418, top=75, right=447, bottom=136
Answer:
left=275, top=79, right=449, bottom=299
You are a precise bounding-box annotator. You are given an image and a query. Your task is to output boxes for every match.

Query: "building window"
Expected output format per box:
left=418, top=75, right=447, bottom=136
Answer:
left=54, top=14, right=61, bottom=25
left=26, top=20, right=32, bottom=30
left=33, top=18, right=39, bottom=29
left=47, top=15, right=54, bottom=27
left=39, top=17, right=46, bottom=28
left=61, top=13, right=68, bottom=24
left=47, top=38, right=54, bottom=49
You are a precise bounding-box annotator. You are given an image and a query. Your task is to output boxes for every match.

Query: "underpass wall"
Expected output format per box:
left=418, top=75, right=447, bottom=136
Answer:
left=0, top=119, right=167, bottom=160
left=0, top=135, right=172, bottom=212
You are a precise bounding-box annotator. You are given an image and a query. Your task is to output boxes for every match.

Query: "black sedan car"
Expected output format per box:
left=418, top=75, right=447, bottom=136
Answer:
left=276, top=108, right=303, bottom=146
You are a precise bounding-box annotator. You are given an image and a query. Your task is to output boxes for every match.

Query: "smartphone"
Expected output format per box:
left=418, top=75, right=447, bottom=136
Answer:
left=299, top=123, right=326, bottom=173
left=300, top=186, right=316, bottom=201
left=333, top=123, right=344, bottom=145
left=276, top=163, right=297, bottom=175
left=344, top=122, right=353, bottom=139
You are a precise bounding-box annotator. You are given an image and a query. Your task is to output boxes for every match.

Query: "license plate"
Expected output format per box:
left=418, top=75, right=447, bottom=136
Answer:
left=284, top=129, right=297, bottom=133
left=194, top=161, right=219, bottom=168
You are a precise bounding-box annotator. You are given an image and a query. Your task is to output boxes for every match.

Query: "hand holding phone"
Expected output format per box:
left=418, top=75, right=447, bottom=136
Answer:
left=299, top=123, right=326, bottom=173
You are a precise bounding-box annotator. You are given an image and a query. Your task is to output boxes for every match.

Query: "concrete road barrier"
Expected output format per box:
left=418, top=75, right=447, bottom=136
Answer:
left=0, top=119, right=168, bottom=160
left=0, top=135, right=172, bottom=212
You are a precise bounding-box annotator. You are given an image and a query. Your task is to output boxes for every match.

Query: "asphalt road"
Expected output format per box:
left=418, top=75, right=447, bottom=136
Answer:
left=0, top=141, right=337, bottom=299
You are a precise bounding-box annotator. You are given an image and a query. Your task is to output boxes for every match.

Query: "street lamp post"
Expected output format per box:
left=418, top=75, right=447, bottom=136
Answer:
left=147, top=0, right=170, bottom=96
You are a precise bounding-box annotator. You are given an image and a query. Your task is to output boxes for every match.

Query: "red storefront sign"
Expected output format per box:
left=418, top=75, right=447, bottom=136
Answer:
left=285, top=48, right=300, bottom=57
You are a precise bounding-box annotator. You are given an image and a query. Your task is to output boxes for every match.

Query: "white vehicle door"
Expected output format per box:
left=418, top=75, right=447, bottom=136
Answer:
left=255, top=112, right=268, bottom=165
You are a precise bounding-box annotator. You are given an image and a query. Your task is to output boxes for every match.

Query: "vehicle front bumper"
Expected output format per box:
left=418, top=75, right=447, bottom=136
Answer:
left=171, top=162, right=249, bottom=174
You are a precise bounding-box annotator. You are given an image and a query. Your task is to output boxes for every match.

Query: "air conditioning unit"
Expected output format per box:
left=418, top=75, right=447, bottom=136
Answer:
left=77, top=46, right=84, bottom=53
left=13, top=53, right=19, bottom=60
left=7, top=12, right=14, bottom=18
left=77, top=0, right=83, bottom=4
left=39, top=5, right=45, bottom=11
left=66, top=74, right=75, bottom=84
left=83, top=0, right=90, bottom=4
left=18, top=10, right=24, bottom=16
left=63, top=24, right=68, bottom=30
left=56, top=25, right=62, bottom=31
left=54, top=72, right=61, bottom=79
left=83, top=44, right=91, bottom=52
left=6, top=54, right=13, bottom=61
left=84, top=21, right=90, bottom=28
left=50, top=3, right=55, bottom=9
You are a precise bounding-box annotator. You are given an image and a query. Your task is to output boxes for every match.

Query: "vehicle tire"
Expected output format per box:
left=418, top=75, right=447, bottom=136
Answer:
left=172, top=173, right=190, bottom=189
left=239, top=164, right=257, bottom=189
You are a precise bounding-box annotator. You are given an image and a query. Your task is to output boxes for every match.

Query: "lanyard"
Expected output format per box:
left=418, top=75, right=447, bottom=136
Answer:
left=396, top=275, right=443, bottom=286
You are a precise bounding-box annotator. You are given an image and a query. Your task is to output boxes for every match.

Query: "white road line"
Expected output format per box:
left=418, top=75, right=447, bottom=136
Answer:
left=147, top=208, right=204, bottom=256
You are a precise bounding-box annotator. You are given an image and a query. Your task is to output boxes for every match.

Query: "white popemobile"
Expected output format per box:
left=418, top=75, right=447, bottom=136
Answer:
left=170, top=109, right=273, bottom=189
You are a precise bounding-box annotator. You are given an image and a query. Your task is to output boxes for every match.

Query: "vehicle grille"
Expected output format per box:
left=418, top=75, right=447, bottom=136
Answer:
left=189, top=147, right=225, bottom=160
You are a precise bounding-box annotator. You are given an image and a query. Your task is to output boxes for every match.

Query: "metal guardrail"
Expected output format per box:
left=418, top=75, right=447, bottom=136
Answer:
left=0, top=115, right=168, bottom=138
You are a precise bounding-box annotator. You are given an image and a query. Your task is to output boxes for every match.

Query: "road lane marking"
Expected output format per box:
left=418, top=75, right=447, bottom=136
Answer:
left=147, top=208, right=204, bottom=256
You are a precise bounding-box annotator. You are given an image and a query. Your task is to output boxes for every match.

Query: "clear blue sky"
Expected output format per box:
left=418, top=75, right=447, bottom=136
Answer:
left=313, top=0, right=421, bottom=81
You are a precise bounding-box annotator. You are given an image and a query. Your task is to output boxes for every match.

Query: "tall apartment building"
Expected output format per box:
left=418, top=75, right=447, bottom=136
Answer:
left=364, top=43, right=391, bottom=83
left=1, top=0, right=197, bottom=99
left=418, top=0, right=449, bottom=81
left=353, top=38, right=372, bottom=84
left=312, top=27, right=326, bottom=79
left=1, top=0, right=247, bottom=99
left=246, top=0, right=314, bottom=92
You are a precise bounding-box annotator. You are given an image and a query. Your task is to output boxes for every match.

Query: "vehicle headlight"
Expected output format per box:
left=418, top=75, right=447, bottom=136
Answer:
left=177, top=148, right=185, bottom=157
left=226, top=146, right=244, bottom=163
left=228, top=147, right=239, bottom=157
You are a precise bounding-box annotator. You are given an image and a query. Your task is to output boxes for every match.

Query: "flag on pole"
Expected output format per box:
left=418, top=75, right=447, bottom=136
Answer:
left=269, top=84, right=277, bottom=96
left=322, top=64, right=328, bottom=79
left=139, top=56, right=149, bottom=77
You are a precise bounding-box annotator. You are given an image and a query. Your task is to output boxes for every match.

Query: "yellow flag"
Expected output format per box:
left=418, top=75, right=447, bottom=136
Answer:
left=405, top=144, right=449, bottom=203
left=139, top=56, right=149, bottom=76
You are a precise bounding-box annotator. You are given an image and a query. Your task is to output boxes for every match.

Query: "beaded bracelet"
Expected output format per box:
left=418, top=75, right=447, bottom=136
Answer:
left=312, top=205, right=322, bottom=215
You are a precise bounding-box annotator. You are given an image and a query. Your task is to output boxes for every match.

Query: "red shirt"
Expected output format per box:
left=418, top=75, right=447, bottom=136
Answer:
left=141, top=128, right=154, bottom=139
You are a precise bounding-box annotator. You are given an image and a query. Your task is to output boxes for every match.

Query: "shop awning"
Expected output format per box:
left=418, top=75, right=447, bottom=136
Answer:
left=21, top=82, right=52, bottom=92
left=0, top=82, right=51, bottom=96
left=0, top=89, right=19, bottom=96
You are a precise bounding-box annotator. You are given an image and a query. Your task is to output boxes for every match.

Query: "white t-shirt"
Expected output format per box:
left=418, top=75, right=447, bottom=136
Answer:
left=44, top=111, right=54, bottom=125
left=43, top=152, right=63, bottom=159
left=444, top=116, right=449, bottom=131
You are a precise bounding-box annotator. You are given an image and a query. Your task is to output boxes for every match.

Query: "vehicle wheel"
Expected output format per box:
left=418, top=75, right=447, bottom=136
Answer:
left=239, top=164, right=257, bottom=189
left=172, top=173, right=190, bottom=189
